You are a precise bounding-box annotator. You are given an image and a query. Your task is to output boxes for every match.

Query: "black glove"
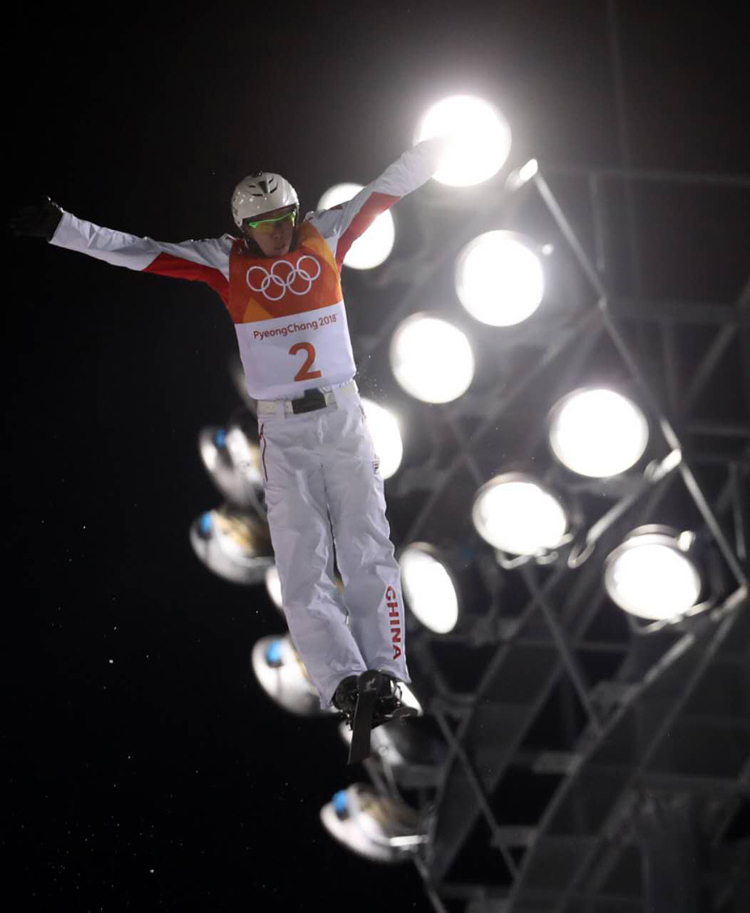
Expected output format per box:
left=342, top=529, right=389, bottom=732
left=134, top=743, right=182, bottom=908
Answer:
left=8, top=196, right=64, bottom=241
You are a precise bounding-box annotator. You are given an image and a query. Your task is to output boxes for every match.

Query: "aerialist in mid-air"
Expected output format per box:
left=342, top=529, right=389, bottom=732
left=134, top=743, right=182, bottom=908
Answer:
left=10, top=133, right=449, bottom=763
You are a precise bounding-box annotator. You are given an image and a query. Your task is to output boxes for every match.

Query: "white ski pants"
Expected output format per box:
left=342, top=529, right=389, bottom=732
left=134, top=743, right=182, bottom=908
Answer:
left=257, top=381, right=410, bottom=710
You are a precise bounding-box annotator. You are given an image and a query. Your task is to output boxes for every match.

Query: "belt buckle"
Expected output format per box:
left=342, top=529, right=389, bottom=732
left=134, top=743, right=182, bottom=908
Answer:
left=292, top=388, right=327, bottom=414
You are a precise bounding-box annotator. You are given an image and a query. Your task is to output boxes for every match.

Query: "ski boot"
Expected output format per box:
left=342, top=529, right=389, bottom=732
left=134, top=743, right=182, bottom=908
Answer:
left=332, top=674, right=360, bottom=726
left=337, top=670, right=417, bottom=764
left=371, top=671, right=418, bottom=730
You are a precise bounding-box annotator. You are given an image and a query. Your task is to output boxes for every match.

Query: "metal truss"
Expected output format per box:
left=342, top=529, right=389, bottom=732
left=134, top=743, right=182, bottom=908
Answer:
left=350, top=162, right=749, bottom=912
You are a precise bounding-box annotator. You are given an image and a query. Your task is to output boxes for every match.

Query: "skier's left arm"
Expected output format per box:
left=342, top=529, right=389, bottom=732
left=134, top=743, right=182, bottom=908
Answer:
left=309, top=136, right=448, bottom=269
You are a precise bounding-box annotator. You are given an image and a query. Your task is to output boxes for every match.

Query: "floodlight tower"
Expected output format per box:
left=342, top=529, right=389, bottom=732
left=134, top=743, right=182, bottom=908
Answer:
left=315, top=95, right=749, bottom=912
left=188, top=88, right=749, bottom=913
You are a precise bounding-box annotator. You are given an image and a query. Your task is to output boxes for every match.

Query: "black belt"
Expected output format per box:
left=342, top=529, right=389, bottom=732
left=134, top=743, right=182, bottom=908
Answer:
left=291, top=388, right=328, bottom=414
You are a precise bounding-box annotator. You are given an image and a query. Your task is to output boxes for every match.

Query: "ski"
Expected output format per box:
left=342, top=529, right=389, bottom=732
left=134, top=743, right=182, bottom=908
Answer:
left=347, top=670, right=383, bottom=765
left=372, top=702, right=419, bottom=729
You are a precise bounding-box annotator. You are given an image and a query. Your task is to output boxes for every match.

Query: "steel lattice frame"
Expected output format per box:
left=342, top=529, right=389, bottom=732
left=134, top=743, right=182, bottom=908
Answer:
left=350, top=163, right=749, bottom=913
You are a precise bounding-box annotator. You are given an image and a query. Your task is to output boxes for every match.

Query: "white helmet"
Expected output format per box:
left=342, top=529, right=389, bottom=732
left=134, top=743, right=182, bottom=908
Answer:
left=231, top=172, right=299, bottom=228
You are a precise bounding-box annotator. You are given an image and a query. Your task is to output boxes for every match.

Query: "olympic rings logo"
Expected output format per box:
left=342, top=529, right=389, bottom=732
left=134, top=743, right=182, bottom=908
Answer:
left=246, top=256, right=322, bottom=301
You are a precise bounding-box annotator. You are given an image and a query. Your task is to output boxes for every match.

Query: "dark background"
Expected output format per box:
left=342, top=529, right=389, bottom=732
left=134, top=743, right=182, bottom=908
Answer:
left=5, top=2, right=749, bottom=910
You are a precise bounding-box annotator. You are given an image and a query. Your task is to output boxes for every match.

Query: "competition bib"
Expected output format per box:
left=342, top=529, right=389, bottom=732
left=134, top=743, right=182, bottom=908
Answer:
left=227, top=222, right=357, bottom=400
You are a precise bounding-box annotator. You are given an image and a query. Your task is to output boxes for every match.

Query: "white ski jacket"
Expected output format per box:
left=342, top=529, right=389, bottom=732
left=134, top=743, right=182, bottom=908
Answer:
left=49, top=138, right=446, bottom=399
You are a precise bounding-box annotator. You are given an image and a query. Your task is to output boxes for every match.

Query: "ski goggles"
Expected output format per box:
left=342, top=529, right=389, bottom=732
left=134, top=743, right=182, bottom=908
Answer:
left=243, top=210, right=296, bottom=234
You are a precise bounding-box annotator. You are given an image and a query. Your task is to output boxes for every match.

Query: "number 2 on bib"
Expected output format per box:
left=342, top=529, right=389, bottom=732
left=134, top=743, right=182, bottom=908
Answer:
left=289, top=342, right=322, bottom=382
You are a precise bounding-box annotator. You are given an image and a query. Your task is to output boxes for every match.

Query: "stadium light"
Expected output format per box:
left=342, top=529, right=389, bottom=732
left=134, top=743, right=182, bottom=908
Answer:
left=472, top=473, right=570, bottom=557
left=390, top=313, right=474, bottom=403
left=198, top=424, right=264, bottom=511
left=548, top=387, right=650, bottom=478
left=604, top=526, right=703, bottom=621
left=399, top=542, right=460, bottom=634
left=189, top=505, right=273, bottom=584
left=360, top=398, right=404, bottom=479
left=361, top=711, right=443, bottom=770
left=320, top=784, right=424, bottom=863
left=251, top=634, right=333, bottom=716
left=414, top=94, right=512, bottom=186
left=264, top=564, right=284, bottom=612
left=455, top=230, right=545, bottom=326
left=317, top=183, right=395, bottom=269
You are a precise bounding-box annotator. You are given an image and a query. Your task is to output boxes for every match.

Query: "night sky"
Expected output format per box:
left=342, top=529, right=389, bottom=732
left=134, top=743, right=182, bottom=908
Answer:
left=5, top=2, right=749, bottom=911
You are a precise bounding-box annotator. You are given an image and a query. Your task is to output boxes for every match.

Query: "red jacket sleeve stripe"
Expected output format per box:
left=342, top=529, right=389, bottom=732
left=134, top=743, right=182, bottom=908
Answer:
left=143, top=252, right=230, bottom=305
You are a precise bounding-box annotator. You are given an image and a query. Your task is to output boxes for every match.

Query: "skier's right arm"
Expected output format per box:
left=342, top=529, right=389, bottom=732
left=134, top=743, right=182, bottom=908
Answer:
left=10, top=198, right=232, bottom=291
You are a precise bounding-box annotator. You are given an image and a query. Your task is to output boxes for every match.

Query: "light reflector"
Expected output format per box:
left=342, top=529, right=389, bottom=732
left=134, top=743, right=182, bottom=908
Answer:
left=190, top=506, right=273, bottom=584
left=251, top=634, right=328, bottom=716
left=198, top=424, right=264, bottom=510
left=264, top=564, right=284, bottom=611
left=320, top=784, right=423, bottom=863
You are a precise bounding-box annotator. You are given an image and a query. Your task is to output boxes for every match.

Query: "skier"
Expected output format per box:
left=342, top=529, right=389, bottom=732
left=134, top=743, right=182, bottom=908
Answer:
left=10, top=134, right=449, bottom=759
